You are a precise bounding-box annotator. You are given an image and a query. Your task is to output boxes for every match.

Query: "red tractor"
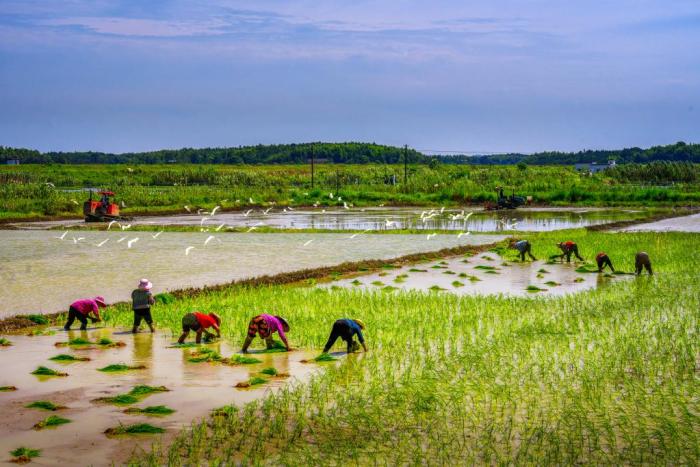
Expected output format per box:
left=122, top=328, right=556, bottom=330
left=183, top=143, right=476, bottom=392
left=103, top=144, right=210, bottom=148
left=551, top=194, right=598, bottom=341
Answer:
left=83, top=190, right=133, bottom=222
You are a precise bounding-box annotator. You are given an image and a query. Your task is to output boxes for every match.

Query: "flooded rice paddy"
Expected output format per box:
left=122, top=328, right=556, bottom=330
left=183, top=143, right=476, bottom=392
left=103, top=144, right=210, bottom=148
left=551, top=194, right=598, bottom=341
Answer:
left=0, top=328, right=323, bottom=465
left=0, top=231, right=504, bottom=318
left=11, top=207, right=650, bottom=232
left=621, top=211, right=700, bottom=232
left=323, top=252, right=633, bottom=297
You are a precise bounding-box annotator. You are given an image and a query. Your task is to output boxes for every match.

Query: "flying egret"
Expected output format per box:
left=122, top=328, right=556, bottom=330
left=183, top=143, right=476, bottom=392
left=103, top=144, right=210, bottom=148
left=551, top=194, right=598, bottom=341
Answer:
left=215, top=223, right=225, bottom=231
left=349, top=228, right=371, bottom=239
left=287, top=206, right=294, bottom=211
left=210, top=206, right=220, bottom=216
left=204, top=235, right=215, bottom=246
left=185, top=246, right=194, bottom=255
left=426, top=233, right=436, bottom=240
left=249, top=197, right=254, bottom=204
left=385, top=219, right=396, bottom=228
left=127, top=238, right=139, bottom=248
left=457, top=232, right=471, bottom=239
left=107, top=220, right=119, bottom=230
left=184, top=205, right=191, bottom=213
left=262, top=207, right=272, bottom=215
left=243, top=209, right=253, bottom=217
left=96, top=239, right=109, bottom=247
left=117, top=236, right=127, bottom=243
left=121, top=224, right=131, bottom=230
left=55, top=231, right=68, bottom=240
left=303, top=239, right=314, bottom=246
left=152, top=231, right=163, bottom=239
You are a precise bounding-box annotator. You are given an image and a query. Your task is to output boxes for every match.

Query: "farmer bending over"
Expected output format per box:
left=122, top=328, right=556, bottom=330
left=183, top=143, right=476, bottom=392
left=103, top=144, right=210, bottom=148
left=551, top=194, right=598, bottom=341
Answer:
left=242, top=314, right=290, bottom=353
left=322, top=318, right=368, bottom=354
left=635, top=252, right=653, bottom=275
left=512, top=239, right=536, bottom=262
left=596, top=252, right=615, bottom=273
left=178, top=312, right=221, bottom=344
left=556, top=241, right=584, bottom=263
left=64, top=296, right=105, bottom=331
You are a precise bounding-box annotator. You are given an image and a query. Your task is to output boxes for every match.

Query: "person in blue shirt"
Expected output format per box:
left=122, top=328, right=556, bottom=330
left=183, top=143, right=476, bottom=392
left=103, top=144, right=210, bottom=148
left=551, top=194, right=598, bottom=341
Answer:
left=322, top=318, right=368, bottom=354
left=512, top=239, right=536, bottom=261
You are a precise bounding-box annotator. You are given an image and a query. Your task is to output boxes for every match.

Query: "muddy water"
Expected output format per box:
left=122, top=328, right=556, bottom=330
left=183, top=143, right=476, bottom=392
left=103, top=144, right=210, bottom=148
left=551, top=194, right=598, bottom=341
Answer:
left=323, top=252, right=632, bottom=297
left=0, top=231, right=504, bottom=318
left=12, top=207, right=649, bottom=232
left=0, top=328, right=321, bottom=466
left=621, top=212, right=700, bottom=232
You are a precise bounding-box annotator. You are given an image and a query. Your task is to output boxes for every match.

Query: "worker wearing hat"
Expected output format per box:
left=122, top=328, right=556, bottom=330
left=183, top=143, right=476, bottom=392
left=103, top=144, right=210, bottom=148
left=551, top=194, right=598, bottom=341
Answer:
left=64, top=296, right=106, bottom=331
left=322, top=318, right=368, bottom=354
left=555, top=240, right=584, bottom=263
left=178, top=311, right=221, bottom=344
left=242, top=314, right=291, bottom=353
left=131, top=278, right=155, bottom=334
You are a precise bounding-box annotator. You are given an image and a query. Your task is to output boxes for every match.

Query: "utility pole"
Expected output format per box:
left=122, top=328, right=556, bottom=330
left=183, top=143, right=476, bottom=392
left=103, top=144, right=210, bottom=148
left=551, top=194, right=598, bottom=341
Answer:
left=310, top=144, right=315, bottom=189
left=404, top=144, right=408, bottom=186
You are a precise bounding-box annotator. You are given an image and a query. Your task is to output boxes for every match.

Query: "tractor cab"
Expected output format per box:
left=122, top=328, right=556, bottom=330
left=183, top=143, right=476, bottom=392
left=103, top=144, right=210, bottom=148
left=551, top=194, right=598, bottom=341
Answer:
left=84, top=190, right=132, bottom=222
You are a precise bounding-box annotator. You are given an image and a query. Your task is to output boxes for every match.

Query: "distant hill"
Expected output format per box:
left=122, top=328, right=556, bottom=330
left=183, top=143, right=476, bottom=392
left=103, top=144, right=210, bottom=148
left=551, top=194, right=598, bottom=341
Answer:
left=1, top=141, right=698, bottom=165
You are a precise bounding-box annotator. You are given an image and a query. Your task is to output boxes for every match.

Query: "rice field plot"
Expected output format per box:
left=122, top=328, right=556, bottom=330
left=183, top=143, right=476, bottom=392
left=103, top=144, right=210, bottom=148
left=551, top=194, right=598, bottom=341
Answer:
left=105, top=230, right=699, bottom=465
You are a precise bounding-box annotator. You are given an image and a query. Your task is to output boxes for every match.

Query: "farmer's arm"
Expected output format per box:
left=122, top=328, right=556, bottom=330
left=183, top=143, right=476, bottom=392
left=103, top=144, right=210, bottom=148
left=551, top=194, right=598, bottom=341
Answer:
left=277, top=327, right=290, bottom=350
left=212, top=323, right=221, bottom=338
left=148, top=292, right=155, bottom=305
left=357, top=330, right=368, bottom=352
left=91, top=302, right=101, bottom=321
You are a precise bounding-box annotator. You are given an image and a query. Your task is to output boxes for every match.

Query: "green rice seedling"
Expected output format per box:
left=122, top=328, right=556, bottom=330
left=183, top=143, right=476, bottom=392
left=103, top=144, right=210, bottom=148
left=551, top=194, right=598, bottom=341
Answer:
left=154, top=293, right=176, bottom=304
left=573, top=277, right=585, bottom=283
left=188, top=350, right=222, bottom=363
left=33, top=415, right=71, bottom=430
left=260, top=367, right=279, bottom=376
left=26, top=314, right=48, bottom=325
left=31, top=366, right=67, bottom=377
left=461, top=259, right=470, bottom=263
left=442, top=270, right=456, bottom=275
left=330, top=285, right=343, bottom=291
left=97, top=337, right=126, bottom=347
left=124, top=406, right=176, bottom=416
left=314, top=353, right=337, bottom=362
left=10, top=447, right=40, bottom=463
left=0, top=386, right=18, bottom=392
left=0, top=338, right=12, bottom=346
left=451, top=281, right=465, bottom=288
left=129, top=385, right=169, bottom=397
left=474, top=265, right=498, bottom=270
left=525, top=285, right=547, bottom=292
left=378, top=272, right=389, bottom=277
left=95, top=394, right=139, bottom=405
left=98, top=363, right=147, bottom=372
left=249, top=377, right=267, bottom=385
left=225, top=355, right=262, bottom=365
left=429, top=285, right=446, bottom=291
left=350, top=279, right=362, bottom=286
left=105, top=423, right=164, bottom=436
left=382, top=285, right=398, bottom=292
left=260, top=340, right=287, bottom=353
left=501, top=262, right=510, bottom=267
left=408, top=268, right=428, bottom=272
left=537, top=268, right=550, bottom=273
left=575, top=265, right=598, bottom=273
left=382, top=264, right=398, bottom=269
left=484, top=270, right=499, bottom=274
left=482, top=255, right=494, bottom=261
left=25, top=401, right=66, bottom=411
left=536, top=273, right=544, bottom=278
left=457, top=272, right=468, bottom=278
left=49, top=354, right=90, bottom=362
left=67, top=337, right=91, bottom=345
left=393, top=275, right=407, bottom=284
left=370, top=281, right=384, bottom=286
left=167, top=342, right=199, bottom=348
left=544, top=281, right=561, bottom=287
left=430, top=265, right=447, bottom=269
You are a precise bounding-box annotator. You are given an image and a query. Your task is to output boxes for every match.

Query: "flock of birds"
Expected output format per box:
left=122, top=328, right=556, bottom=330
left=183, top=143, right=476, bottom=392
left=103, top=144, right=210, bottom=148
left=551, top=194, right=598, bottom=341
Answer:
left=51, top=192, right=535, bottom=255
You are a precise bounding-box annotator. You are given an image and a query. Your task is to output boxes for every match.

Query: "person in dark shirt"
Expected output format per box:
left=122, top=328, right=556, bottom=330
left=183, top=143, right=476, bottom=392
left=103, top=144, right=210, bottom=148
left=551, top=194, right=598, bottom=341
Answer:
left=131, top=278, right=155, bottom=333
left=322, top=319, right=368, bottom=354
left=595, top=252, right=614, bottom=273
left=635, top=252, right=653, bottom=275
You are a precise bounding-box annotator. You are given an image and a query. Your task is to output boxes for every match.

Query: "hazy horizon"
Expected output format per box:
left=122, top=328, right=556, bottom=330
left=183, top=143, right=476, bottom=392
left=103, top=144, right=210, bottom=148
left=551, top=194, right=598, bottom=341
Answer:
left=1, top=1, right=699, bottom=154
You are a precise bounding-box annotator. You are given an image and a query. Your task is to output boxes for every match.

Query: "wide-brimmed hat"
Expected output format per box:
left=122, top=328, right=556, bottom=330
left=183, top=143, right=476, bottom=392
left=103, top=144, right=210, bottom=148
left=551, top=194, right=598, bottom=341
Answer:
left=353, top=319, right=366, bottom=329
left=95, top=296, right=107, bottom=307
left=275, top=316, right=290, bottom=331
left=209, top=312, right=221, bottom=325
left=138, top=278, right=153, bottom=290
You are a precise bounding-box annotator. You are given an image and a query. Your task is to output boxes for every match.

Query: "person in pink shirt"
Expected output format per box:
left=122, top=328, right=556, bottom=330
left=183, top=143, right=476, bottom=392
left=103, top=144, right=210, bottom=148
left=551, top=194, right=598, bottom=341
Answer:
left=64, top=296, right=106, bottom=330
left=241, top=314, right=290, bottom=353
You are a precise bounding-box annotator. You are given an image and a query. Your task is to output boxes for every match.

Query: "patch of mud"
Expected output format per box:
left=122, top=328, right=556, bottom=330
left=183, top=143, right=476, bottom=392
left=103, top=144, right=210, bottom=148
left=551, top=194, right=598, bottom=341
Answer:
left=323, top=252, right=633, bottom=297
left=0, top=328, right=320, bottom=466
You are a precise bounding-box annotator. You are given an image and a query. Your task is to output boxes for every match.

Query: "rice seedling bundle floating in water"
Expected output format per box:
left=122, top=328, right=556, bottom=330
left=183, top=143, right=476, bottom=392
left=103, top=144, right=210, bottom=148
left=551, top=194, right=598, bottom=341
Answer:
left=49, top=354, right=90, bottom=362
left=574, top=277, right=585, bottom=283
left=0, top=338, right=12, bottom=346
left=260, top=339, right=287, bottom=353
left=575, top=265, right=598, bottom=273
left=224, top=355, right=262, bottom=365
left=167, top=342, right=199, bottom=348
left=124, top=405, right=176, bottom=416
left=452, top=281, right=465, bottom=288
left=25, top=401, right=66, bottom=411
left=94, top=385, right=170, bottom=406
left=429, top=285, right=447, bottom=291
left=408, top=268, right=428, bottom=272
left=236, top=377, right=268, bottom=388
left=474, top=265, right=498, bottom=270
left=351, top=279, right=362, bottom=286
left=10, top=447, right=40, bottom=463
left=104, top=423, right=165, bottom=436
left=98, top=363, right=147, bottom=372
left=538, top=268, right=550, bottom=273
left=442, top=270, right=456, bottom=275
left=0, top=386, right=18, bottom=392
left=260, top=367, right=278, bottom=376
left=31, top=366, right=67, bottom=377
left=33, top=415, right=71, bottom=430
left=370, top=281, right=384, bottom=286
left=525, top=285, right=547, bottom=292
left=544, top=281, right=561, bottom=287
left=188, top=349, right=222, bottom=363
left=313, top=353, right=337, bottom=362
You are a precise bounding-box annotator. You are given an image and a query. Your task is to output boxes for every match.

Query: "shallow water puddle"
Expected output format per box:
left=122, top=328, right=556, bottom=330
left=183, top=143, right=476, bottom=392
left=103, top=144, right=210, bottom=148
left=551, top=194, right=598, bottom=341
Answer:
left=0, top=329, right=320, bottom=465
left=323, top=252, right=632, bottom=297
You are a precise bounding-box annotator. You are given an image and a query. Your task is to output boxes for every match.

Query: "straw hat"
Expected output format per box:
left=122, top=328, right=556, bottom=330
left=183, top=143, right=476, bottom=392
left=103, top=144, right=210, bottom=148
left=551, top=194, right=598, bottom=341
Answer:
left=275, top=316, right=290, bottom=331
left=138, top=278, right=153, bottom=291
left=209, top=312, right=221, bottom=325
left=95, top=296, right=107, bottom=307
left=353, top=319, right=366, bottom=329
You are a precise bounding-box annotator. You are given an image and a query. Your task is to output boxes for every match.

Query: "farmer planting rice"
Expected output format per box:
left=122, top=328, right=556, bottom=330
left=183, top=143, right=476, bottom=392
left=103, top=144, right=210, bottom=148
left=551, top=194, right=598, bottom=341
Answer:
left=595, top=252, right=615, bottom=272
left=241, top=314, right=290, bottom=353
left=555, top=241, right=584, bottom=263
left=177, top=312, right=221, bottom=344
left=131, top=278, right=155, bottom=333
left=635, top=251, right=653, bottom=275
left=322, top=318, right=368, bottom=354
left=512, top=239, right=536, bottom=261
left=63, top=296, right=105, bottom=331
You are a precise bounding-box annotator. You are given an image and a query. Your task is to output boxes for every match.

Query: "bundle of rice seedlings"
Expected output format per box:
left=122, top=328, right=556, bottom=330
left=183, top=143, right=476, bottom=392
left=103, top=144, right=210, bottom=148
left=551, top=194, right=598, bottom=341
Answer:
left=31, top=366, right=68, bottom=377
left=25, top=401, right=66, bottom=411
left=49, top=354, right=90, bottom=362
left=124, top=405, right=176, bottom=416
left=33, top=415, right=71, bottom=430
left=104, top=423, right=164, bottom=435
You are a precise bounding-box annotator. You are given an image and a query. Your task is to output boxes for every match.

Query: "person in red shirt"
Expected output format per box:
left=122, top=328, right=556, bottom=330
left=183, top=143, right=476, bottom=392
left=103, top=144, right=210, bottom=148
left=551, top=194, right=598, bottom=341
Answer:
left=556, top=241, right=584, bottom=263
left=595, top=252, right=614, bottom=272
left=178, top=311, right=221, bottom=344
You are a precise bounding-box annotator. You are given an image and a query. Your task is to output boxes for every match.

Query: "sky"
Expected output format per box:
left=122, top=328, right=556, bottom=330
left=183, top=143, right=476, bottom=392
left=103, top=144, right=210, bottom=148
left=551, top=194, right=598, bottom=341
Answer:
left=0, top=1, right=699, bottom=154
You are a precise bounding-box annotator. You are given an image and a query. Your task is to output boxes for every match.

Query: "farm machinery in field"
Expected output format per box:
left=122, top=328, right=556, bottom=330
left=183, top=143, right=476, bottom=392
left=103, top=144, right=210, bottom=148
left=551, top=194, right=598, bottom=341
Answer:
left=83, top=190, right=133, bottom=222
left=485, top=186, right=529, bottom=210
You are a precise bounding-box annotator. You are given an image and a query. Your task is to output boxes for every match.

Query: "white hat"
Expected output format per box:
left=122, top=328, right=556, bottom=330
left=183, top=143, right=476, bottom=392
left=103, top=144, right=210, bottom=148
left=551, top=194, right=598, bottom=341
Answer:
left=138, top=278, right=152, bottom=291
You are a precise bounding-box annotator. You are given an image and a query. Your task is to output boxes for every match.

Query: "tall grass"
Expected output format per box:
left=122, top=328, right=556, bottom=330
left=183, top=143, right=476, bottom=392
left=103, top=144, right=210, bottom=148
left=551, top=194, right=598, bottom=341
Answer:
left=105, top=230, right=700, bottom=465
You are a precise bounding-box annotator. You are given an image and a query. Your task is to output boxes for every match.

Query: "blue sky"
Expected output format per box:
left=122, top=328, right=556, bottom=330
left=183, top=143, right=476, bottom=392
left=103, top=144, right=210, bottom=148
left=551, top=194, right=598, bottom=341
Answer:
left=0, top=1, right=698, bottom=153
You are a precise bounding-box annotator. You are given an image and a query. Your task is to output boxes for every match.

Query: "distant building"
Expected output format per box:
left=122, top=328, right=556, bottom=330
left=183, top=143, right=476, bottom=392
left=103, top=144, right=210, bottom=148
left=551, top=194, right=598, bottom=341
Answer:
left=6, top=159, right=20, bottom=165
left=574, top=160, right=616, bottom=173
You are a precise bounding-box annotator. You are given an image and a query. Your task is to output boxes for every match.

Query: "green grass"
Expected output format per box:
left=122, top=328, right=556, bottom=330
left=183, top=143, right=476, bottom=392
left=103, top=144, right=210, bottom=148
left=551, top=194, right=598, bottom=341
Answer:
left=33, top=415, right=71, bottom=430
left=124, top=405, right=176, bottom=416
left=105, top=423, right=165, bottom=436
left=25, top=314, right=49, bottom=325
left=154, top=292, right=176, bottom=304
left=0, top=337, right=11, bottom=346
left=97, top=230, right=700, bottom=466
left=31, top=366, right=67, bottom=377
left=25, top=401, right=65, bottom=411
left=98, top=363, right=147, bottom=372
left=49, top=354, right=90, bottom=362
left=10, top=447, right=40, bottom=461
